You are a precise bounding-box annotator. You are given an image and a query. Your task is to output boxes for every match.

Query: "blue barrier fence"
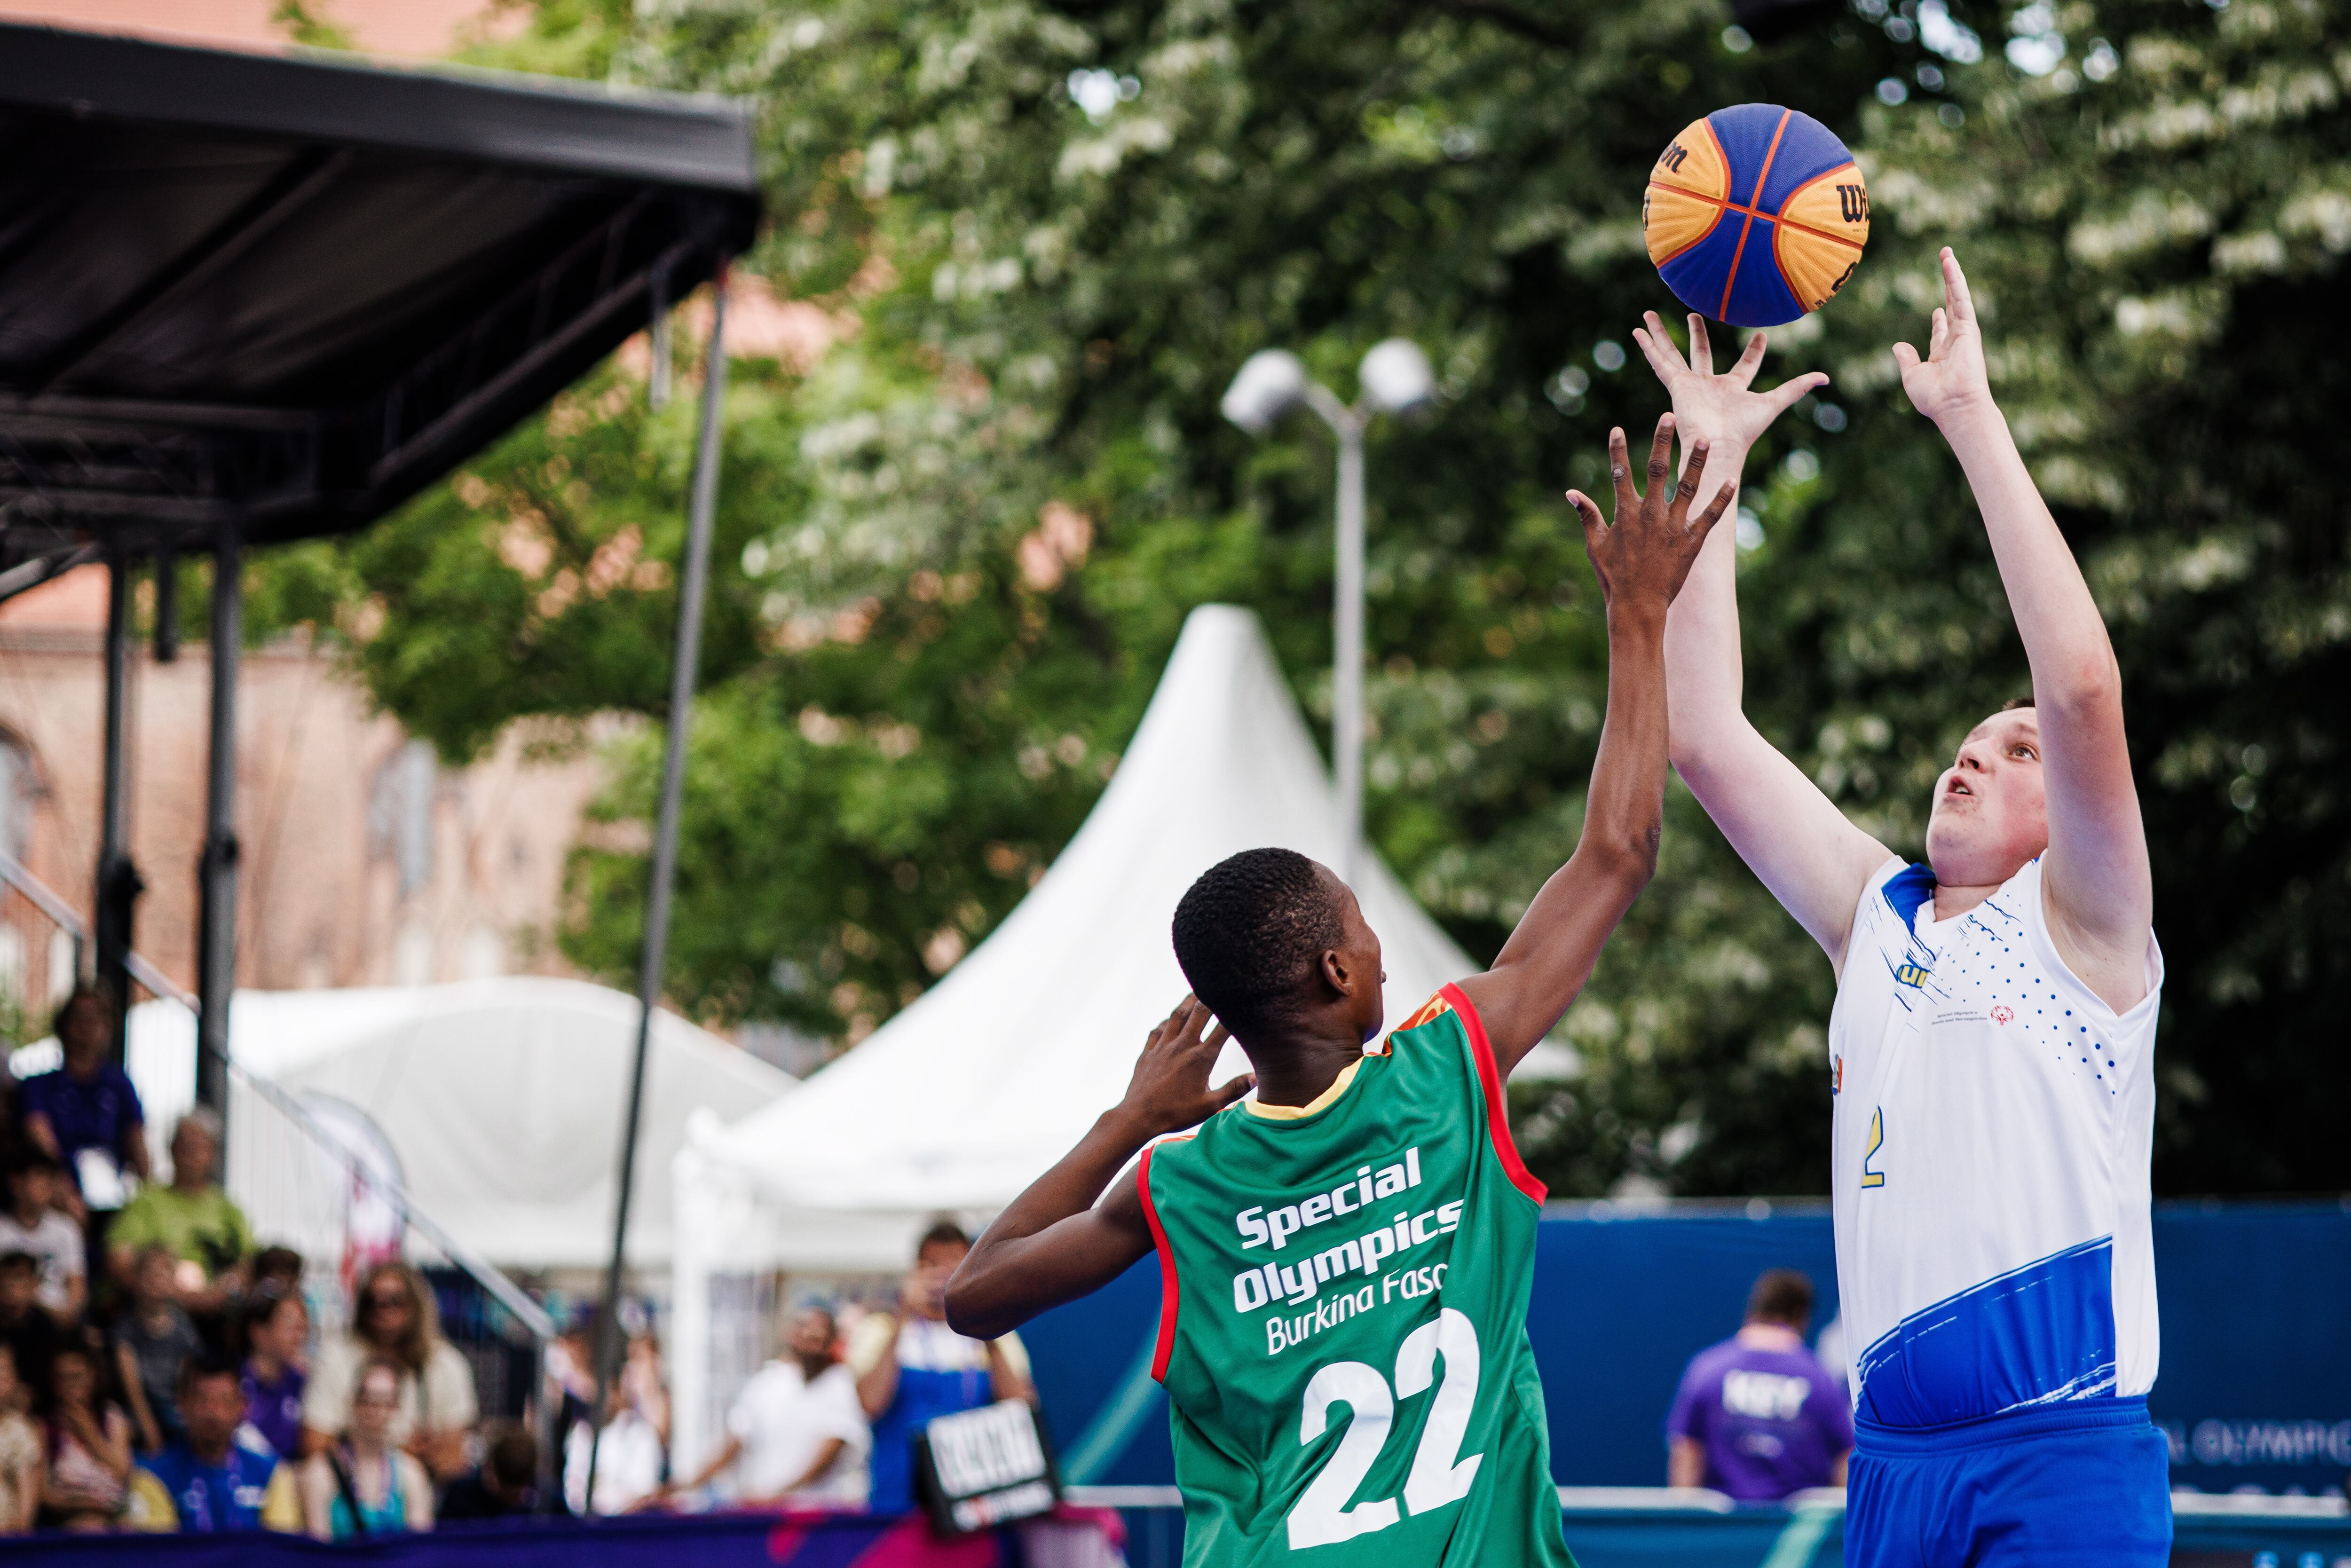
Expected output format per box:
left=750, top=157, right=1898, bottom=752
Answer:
left=1027, top=1200, right=2351, bottom=1497
left=7, top=1500, right=2343, bottom=1568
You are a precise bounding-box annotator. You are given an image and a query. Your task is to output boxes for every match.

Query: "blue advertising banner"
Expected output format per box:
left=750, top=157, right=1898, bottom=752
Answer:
left=5, top=1501, right=2343, bottom=1568
left=1023, top=1200, right=2351, bottom=1499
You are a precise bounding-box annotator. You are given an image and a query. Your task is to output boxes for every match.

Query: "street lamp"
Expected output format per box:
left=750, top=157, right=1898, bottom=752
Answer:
left=1222, top=338, right=1435, bottom=884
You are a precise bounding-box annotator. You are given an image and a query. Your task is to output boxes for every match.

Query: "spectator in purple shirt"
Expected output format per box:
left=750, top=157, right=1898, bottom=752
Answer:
left=240, top=1287, right=309, bottom=1461
left=1666, top=1269, right=1852, bottom=1501
left=18, top=989, right=150, bottom=1213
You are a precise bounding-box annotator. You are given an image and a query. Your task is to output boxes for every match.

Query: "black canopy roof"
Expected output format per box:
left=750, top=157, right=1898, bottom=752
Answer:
left=0, top=23, right=761, bottom=569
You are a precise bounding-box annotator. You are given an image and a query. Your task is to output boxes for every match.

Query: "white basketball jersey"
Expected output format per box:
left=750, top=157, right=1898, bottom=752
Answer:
left=1830, top=856, right=2164, bottom=1430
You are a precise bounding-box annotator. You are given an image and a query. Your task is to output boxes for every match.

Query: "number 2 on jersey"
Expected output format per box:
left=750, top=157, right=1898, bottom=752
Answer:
left=1286, top=1308, right=1485, bottom=1551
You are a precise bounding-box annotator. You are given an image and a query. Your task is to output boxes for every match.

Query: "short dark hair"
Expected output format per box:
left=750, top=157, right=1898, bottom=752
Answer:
left=1171, top=848, right=1345, bottom=1041
left=916, top=1220, right=970, bottom=1258
left=485, top=1424, right=538, bottom=1489
left=251, top=1245, right=304, bottom=1286
left=1746, top=1268, right=1815, bottom=1328
left=179, top=1354, right=242, bottom=1399
left=50, top=984, right=111, bottom=1040
left=2001, top=696, right=2035, bottom=712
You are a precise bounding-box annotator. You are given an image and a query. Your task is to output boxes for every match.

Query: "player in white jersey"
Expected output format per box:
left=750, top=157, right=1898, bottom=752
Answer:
left=1633, top=249, right=2169, bottom=1568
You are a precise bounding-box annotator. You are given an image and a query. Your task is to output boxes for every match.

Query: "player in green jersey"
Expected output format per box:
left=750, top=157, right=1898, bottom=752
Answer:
left=948, top=412, right=1742, bottom=1567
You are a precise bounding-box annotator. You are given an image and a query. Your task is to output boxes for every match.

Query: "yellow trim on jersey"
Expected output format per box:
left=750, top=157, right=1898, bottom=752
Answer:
left=123, top=1468, right=178, bottom=1532
left=1243, top=1057, right=1363, bottom=1120
left=262, top=1466, right=302, bottom=1531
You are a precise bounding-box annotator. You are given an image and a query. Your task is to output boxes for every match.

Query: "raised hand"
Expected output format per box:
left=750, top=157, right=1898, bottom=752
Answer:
left=1566, top=416, right=1736, bottom=614
left=1114, top=996, right=1253, bottom=1137
left=1633, top=312, right=1826, bottom=450
left=1892, top=247, right=1995, bottom=429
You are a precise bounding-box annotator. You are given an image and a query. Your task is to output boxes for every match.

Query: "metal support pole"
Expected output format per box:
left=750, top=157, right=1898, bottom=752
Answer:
left=195, top=526, right=240, bottom=1119
left=153, top=551, right=179, bottom=664
left=94, top=554, right=140, bottom=1062
left=585, top=277, right=727, bottom=1511
left=1332, top=418, right=1366, bottom=888
left=648, top=263, right=673, bottom=414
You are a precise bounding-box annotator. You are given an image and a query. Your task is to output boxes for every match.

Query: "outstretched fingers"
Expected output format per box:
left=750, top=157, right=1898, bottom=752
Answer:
left=1728, top=328, right=1768, bottom=389
left=1644, top=414, right=1677, bottom=512
left=1766, top=370, right=1831, bottom=416
left=1633, top=315, right=1687, bottom=383
left=1673, top=437, right=1712, bottom=515
left=1686, top=314, right=1715, bottom=373
left=1564, top=488, right=1608, bottom=557
left=1690, top=480, right=1737, bottom=544
left=1941, top=247, right=1976, bottom=324
left=1607, top=425, right=1639, bottom=516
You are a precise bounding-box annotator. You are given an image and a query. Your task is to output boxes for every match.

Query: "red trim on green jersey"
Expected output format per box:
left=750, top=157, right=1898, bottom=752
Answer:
left=1442, top=982, right=1548, bottom=1205
left=1138, top=1137, right=1188, bottom=1382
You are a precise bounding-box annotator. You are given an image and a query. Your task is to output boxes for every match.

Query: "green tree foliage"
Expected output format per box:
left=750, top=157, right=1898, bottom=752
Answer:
left=263, top=0, right=2349, bottom=1194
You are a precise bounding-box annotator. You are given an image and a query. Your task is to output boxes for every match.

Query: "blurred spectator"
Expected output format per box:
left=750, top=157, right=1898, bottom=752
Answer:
left=17, top=988, right=150, bottom=1211
left=623, top=1325, right=671, bottom=1453
left=298, top=1356, right=434, bottom=1538
left=0, top=1343, right=42, bottom=1533
left=302, top=1261, right=477, bottom=1480
left=249, top=1246, right=303, bottom=1296
left=122, top=1355, right=300, bottom=1532
left=0, top=1252, right=62, bottom=1397
left=108, top=1111, right=251, bottom=1316
left=438, top=1424, right=548, bottom=1521
left=115, top=1247, right=201, bottom=1454
left=239, top=1286, right=308, bottom=1461
left=39, top=1339, right=131, bottom=1529
left=0, top=1153, right=85, bottom=1324
left=563, top=1379, right=665, bottom=1516
left=849, top=1221, right=1033, bottom=1516
left=1810, top=1312, right=1849, bottom=1394
left=664, top=1304, right=867, bottom=1507
left=1665, top=1269, right=1852, bottom=1501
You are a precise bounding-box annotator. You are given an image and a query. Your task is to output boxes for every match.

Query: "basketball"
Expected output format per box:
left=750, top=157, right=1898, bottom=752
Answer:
left=1642, top=103, right=1870, bottom=329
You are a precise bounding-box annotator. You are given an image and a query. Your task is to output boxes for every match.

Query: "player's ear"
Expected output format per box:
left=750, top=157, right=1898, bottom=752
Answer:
left=1319, top=946, right=1356, bottom=998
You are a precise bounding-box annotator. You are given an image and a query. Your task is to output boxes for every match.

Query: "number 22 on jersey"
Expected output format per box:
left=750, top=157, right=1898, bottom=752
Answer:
left=1287, top=1308, right=1485, bottom=1551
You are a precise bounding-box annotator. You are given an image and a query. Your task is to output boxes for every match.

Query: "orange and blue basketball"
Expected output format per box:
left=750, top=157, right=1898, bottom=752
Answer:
left=1642, top=104, right=1870, bottom=329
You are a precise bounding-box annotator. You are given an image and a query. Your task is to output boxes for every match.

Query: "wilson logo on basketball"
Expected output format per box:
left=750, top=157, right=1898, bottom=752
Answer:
left=1991, top=1005, right=2015, bottom=1025
left=1837, top=183, right=1870, bottom=224
left=1659, top=141, right=1689, bottom=173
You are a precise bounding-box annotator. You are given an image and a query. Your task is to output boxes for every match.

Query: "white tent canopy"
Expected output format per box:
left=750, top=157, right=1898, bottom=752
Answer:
left=670, top=604, right=1560, bottom=1466
left=12, top=979, right=795, bottom=1272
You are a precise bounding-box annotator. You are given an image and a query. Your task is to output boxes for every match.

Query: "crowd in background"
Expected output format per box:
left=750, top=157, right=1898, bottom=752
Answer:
left=0, top=986, right=527, bottom=1537
left=0, top=996, right=1036, bottom=1541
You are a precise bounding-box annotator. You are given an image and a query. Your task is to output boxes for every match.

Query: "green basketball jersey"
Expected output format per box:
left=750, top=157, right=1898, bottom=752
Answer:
left=1138, top=984, right=1574, bottom=1568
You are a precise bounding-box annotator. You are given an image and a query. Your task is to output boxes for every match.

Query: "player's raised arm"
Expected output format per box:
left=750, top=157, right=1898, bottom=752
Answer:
left=1635, top=314, right=1894, bottom=973
left=1893, top=248, right=2152, bottom=1008
left=944, top=999, right=1249, bottom=1340
left=1455, top=416, right=1733, bottom=1073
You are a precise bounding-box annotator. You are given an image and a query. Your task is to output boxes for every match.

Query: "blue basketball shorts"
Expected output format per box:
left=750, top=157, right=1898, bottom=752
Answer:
left=1846, top=1397, right=2173, bottom=1568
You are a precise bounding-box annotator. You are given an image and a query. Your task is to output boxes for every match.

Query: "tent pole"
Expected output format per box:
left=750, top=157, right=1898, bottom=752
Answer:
left=195, top=525, right=240, bottom=1118
left=94, top=552, right=141, bottom=1063
left=586, top=276, right=727, bottom=1512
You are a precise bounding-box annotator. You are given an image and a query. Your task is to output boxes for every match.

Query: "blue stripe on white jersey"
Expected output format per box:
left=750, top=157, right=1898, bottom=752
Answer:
left=1830, top=857, right=2164, bottom=1431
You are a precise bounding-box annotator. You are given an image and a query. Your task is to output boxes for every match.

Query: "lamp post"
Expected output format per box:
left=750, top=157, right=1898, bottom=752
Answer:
left=1222, top=339, right=1434, bottom=884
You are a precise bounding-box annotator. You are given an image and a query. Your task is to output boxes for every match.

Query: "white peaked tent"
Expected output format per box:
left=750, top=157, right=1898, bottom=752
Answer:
left=261, top=979, right=796, bottom=1269
left=13, top=980, right=795, bottom=1272
left=669, top=604, right=1566, bottom=1467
